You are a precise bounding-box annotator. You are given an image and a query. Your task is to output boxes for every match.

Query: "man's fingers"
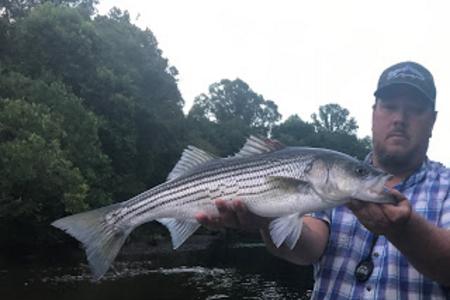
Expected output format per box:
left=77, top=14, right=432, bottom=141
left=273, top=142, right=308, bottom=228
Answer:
left=233, top=200, right=252, bottom=227
left=347, top=199, right=365, bottom=212
left=216, top=199, right=240, bottom=228
left=195, top=212, right=222, bottom=230
left=196, top=199, right=269, bottom=232
left=195, top=199, right=242, bottom=229
left=233, top=200, right=248, bottom=216
left=386, top=187, right=407, bottom=204
left=234, top=200, right=271, bottom=229
left=195, top=212, right=207, bottom=223
left=346, top=189, right=412, bottom=235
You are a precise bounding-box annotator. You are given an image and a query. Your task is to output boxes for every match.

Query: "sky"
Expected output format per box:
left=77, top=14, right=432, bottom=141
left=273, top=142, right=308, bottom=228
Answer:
left=98, top=0, right=450, bottom=165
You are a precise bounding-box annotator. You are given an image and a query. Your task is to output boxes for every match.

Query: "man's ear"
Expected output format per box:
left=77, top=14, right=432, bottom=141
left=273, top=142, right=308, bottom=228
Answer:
left=429, top=111, right=437, bottom=138
left=371, top=100, right=378, bottom=132
left=372, top=98, right=380, bottom=111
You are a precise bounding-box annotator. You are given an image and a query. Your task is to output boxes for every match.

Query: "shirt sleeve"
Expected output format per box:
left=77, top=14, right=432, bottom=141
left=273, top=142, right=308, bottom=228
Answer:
left=440, top=195, right=450, bottom=228
left=438, top=168, right=450, bottom=229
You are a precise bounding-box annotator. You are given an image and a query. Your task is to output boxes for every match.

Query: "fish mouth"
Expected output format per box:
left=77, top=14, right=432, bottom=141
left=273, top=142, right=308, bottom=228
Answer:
left=360, top=174, right=396, bottom=203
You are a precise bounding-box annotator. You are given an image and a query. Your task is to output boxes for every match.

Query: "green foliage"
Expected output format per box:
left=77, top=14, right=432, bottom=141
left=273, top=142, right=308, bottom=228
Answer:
left=0, top=0, right=97, bottom=21
left=0, top=17, right=9, bottom=60
left=0, top=99, right=89, bottom=245
left=187, top=117, right=253, bottom=157
left=271, top=115, right=315, bottom=146
left=189, top=78, right=281, bottom=136
left=4, top=3, right=185, bottom=201
left=0, top=70, right=112, bottom=206
left=1, top=2, right=185, bottom=248
left=272, top=112, right=371, bottom=160
left=91, top=8, right=185, bottom=197
left=0, top=67, right=113, bottom=246
left=187, top=78, right=281, bottom=157
left=11, top=3, right=99, bottom=90
left=311, top=103, right=358, bottom=134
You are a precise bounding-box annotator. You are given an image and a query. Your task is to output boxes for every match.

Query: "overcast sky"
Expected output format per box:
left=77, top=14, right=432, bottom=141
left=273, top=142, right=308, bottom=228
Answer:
left=98, top=0, right=450, bottom=165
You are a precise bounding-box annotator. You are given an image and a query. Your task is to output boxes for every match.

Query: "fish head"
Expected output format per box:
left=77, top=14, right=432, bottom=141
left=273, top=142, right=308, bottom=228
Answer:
left=336, top=160, right=396, bottom=204
left=307, top=153, right=396, bottom=204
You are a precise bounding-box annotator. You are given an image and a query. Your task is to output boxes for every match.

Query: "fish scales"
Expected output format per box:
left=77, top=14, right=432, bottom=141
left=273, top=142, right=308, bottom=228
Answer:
left=120, top=162, right=286, bottom=223
left=117, top=156, right=302, bottom=223
left=129, top=157, right=302, bottom=218
left=120, top=156, right=271, bottom=210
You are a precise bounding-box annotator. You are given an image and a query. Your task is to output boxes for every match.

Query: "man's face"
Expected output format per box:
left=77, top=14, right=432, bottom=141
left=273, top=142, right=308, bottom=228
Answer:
left=372, top=87, right=437, bottom=171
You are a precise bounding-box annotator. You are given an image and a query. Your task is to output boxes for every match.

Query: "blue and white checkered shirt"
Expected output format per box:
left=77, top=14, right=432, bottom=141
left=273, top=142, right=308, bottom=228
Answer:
left=310, top=157, right=450, bottom=299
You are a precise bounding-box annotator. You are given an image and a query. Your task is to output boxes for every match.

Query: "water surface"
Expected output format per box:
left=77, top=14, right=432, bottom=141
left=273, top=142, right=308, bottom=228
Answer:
left=1, top=240, right=313, bottom=300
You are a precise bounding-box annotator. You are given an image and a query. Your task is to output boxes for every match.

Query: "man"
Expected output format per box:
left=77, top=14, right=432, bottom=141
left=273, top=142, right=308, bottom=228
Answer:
left=196, top=61, right=450, bottom=299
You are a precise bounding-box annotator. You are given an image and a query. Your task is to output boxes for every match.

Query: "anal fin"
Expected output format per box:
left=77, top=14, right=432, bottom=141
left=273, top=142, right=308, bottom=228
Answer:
left=156, top=218, right=201, bottom=249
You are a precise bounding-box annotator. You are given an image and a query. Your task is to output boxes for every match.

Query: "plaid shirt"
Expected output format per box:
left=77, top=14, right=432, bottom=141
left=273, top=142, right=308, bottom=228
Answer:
left=310, top=157, right=450, bottom=299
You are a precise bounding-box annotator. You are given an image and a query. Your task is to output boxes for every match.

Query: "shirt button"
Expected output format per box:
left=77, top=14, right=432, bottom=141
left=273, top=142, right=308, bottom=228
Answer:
left=373, top=252, right=379, bottom=258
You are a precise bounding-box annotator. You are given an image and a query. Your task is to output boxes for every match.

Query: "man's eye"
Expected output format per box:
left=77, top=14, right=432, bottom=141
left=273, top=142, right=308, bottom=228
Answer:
left=408, top=105, right=426, bottom=115
left=382, top=104, right=397, bottom=111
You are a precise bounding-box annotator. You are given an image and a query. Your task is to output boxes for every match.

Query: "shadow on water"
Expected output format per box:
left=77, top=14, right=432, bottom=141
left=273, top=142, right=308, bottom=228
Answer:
left=0, top=236, right=313, bottom=300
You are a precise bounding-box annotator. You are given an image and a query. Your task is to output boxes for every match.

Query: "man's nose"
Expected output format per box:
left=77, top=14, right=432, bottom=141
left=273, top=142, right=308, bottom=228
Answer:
left=391, top=107, right=408, bottom=124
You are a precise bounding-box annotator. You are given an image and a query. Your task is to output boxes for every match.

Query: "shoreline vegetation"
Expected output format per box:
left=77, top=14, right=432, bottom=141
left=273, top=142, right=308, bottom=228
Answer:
left=0, top=224, right=252, bottom=265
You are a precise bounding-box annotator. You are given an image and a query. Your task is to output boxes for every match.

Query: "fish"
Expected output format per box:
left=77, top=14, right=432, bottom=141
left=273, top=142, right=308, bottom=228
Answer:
left=51, top=136, right=396, bottom=280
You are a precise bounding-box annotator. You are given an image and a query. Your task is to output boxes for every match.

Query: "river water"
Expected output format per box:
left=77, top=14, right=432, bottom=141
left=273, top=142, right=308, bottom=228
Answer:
left=0, top=239, right=313, bottom=300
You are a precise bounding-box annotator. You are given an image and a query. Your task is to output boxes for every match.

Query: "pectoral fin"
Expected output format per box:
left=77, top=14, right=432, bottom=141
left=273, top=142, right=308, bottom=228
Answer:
left=157, top=218, right=201, bottom=249
left=269, top=213, right=304, bottom=249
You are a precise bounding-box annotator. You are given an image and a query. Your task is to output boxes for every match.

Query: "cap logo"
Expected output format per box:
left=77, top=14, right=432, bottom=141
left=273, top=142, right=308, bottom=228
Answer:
left=386, top=64, right=425, bottom=81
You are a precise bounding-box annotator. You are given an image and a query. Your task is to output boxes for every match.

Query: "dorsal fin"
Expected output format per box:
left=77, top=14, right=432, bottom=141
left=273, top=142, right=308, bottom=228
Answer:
left=232, top=135, right=285, bottom=158
left=167, top=146, right=218, bottom=181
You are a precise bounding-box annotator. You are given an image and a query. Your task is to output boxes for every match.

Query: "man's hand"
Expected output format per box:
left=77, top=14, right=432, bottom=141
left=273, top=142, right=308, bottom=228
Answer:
left=195, top=199, right=271, bottom=232
left=347, top=188, right=412, bottom=236
left=196, top=199, right=329, bottom=265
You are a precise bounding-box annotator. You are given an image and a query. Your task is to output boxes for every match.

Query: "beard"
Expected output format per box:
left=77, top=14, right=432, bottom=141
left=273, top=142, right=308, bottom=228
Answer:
left=374, top=141, right=428, bottom=174
left=377, top=148, right=413, bottom=168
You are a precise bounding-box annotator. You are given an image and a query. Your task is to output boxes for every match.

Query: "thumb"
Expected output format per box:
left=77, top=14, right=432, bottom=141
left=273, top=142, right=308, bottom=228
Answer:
left=347, top=199, right=364, bottom=211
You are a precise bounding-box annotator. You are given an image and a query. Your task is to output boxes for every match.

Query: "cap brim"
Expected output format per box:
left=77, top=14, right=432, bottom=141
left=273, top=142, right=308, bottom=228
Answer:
left=374, top=82, right=433, bottom=105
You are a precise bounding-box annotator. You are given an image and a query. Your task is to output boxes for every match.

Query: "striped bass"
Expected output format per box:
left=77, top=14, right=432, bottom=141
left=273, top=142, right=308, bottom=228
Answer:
left=52, top=136, right=395, bottom=280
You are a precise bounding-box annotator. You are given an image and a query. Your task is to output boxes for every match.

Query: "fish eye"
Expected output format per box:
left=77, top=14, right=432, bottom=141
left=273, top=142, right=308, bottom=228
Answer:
left=354, top=166, right=369, bottom=177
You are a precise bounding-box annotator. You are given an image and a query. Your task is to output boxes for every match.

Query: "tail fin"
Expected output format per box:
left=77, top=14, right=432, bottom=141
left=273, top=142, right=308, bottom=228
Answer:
left=51, top=203, right=132, bottom=280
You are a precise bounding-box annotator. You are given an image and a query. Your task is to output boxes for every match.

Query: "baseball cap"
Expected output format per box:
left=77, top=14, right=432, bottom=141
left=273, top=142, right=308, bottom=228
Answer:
left=374, top=61, right=436, bottom=108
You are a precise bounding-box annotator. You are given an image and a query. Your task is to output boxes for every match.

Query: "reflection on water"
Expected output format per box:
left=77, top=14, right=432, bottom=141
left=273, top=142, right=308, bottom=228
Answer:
left=1, top=241, right=313, bottom=300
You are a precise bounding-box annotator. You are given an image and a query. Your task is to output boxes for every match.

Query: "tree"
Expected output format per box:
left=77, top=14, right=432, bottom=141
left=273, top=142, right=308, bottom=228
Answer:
left=0, top=99, right=87, bottom=246
left=309, top=131, right=371, bottom=160
left=0, top=3, right=190, bottom=247
left=311, top=103, right=358, bottom=134
left=5, top=4, right=186, bottom=201
left=0, top=69, right=112, bottom=205
left=189, top=78, right=281, bottom=135
left=273, top=106, right=370, bottom=160
left=0, top=0, right=97, bottom=21
left=92, top=8, right=186, bottom=197
left=0, top=68, right=114, bottom=246
left=11, top=3, right=99, bottom=93
left=271, top=115, right=315, bottom=146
